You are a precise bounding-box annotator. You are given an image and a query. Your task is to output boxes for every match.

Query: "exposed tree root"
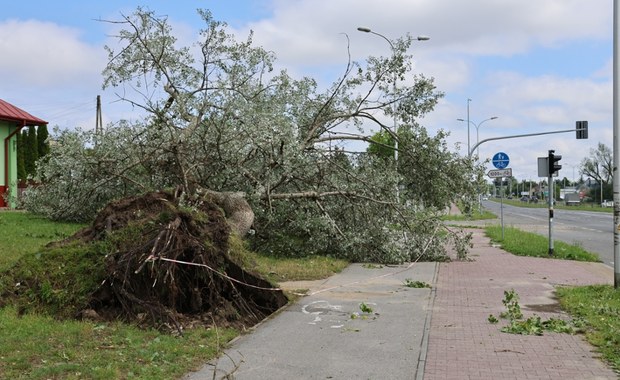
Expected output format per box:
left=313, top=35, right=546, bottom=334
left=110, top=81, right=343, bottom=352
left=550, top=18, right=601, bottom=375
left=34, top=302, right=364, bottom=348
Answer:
left=74, top=188, right=288, bottom=332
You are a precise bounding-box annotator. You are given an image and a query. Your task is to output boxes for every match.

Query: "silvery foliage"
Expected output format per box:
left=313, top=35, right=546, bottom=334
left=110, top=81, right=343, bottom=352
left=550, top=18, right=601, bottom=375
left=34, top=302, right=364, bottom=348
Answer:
left=21, top=122, right=170, bottom=221
left=23, top=8, right=478, bottom=263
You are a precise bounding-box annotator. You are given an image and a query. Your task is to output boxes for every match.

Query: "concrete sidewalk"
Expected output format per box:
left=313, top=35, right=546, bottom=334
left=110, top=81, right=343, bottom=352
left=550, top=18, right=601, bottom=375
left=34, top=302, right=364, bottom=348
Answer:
left=183, top=228, right=618, bottom=379
left=184, top=261, right=437, bottom=379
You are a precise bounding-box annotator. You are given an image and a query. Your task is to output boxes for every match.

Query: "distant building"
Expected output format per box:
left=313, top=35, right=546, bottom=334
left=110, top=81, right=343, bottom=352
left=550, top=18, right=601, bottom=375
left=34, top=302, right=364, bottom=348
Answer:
left=0, top=99, right=47, bottom=208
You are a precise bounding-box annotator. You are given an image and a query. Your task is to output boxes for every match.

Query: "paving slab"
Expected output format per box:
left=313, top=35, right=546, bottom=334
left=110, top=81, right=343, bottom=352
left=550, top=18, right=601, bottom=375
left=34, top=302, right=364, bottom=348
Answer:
left=424, top=229, right=618, bottom=380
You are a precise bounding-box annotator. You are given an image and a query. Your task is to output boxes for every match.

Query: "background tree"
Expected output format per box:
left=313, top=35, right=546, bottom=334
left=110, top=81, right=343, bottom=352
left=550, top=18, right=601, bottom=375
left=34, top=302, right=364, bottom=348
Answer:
left=16, top=131, right=26, bottom=180
left=559, top=176, right=571, bottom=188
left=37, top=124, right=50, bottom=158
left=17, top=125, right=50, bottom=180
left=24, top=126, right=38, bottom=177
left=366, top=130, right=395, bottom=160
left=398, top=126, right=480, bottom=209
left=507, top=176, right=518, bottom=197
left=580, top=142, right=612, bottom=202
left=22, top=8, right=475, bottom=263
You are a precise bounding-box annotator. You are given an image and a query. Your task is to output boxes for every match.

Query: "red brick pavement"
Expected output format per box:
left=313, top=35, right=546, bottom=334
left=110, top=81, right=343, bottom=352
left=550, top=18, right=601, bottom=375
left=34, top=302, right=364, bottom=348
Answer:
left=424, top=229, right=618, bottom=380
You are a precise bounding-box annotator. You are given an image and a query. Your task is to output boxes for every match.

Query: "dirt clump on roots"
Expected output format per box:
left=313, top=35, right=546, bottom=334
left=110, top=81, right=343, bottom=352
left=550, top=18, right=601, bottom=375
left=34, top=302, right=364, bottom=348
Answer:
left=71, top=188, right=288, bottom=333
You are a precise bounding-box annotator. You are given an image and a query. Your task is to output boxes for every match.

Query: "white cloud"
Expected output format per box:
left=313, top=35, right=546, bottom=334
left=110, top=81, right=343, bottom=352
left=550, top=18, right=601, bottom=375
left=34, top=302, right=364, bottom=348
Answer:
left=0, top=19, right=104, bottom=88
left=485, top=71, right=611, bottom=127
left=239, top=0, right=610, bottom=66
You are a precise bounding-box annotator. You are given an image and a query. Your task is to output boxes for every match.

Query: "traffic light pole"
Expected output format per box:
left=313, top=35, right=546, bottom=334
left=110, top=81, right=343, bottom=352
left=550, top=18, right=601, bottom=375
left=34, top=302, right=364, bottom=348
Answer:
left=547, top=150, right=561, bottom=256
left=468, top=124, right=585, bottom=259
left=469, top=127, right=586, bottom=157
left=548, top=174, right=554, bottom=256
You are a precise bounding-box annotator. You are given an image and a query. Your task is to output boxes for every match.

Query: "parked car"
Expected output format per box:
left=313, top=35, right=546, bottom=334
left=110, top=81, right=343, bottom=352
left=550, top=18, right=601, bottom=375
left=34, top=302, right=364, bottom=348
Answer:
left=520, top=196, right=529, bottom=202
left=529, top=196, right=539, bottom=204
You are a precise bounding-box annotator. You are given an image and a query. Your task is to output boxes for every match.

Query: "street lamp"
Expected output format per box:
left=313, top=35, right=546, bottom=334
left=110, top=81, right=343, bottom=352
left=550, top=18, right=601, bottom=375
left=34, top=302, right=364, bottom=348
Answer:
left=357, top=26, right=429, bottom=201
left=456, top=115, right=498, bottom=214
left=456, top=116, right=499, bottom=157
left=567, top=163, right=579, bottom=186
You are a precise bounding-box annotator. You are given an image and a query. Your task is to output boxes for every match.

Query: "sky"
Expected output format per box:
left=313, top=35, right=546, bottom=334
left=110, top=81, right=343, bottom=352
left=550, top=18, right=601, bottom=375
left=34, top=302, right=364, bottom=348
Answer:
left=0, top=0, right=614, bottom=183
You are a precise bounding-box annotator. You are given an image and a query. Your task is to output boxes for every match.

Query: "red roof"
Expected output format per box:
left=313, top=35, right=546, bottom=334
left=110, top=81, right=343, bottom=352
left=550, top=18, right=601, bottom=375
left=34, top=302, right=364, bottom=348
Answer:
left=0, top=99, right=47, bottom=126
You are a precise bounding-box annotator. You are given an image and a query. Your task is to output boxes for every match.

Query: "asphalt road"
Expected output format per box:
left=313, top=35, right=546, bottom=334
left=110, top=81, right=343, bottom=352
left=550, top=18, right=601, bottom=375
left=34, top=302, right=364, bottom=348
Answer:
left=482, top=199, right=615, bottom=267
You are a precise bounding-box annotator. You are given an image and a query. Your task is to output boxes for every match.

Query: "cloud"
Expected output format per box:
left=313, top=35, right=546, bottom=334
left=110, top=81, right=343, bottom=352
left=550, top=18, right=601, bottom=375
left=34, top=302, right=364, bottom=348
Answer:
left=238, top=0, right=610, bottom=64
left=0, top=19, right=104, bottom=88
left=228, top=0, right=611, bottom=110
left=486, top=71, right=611, bottom=127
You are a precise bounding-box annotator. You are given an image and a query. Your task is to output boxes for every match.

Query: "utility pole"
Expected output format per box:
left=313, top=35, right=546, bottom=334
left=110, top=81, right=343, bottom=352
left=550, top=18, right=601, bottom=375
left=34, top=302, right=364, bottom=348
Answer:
left=466, top=98, right=471, bottom=158
left=96, top=95, right=102, bottom=135
left=613, top=0, right=620, bottom=288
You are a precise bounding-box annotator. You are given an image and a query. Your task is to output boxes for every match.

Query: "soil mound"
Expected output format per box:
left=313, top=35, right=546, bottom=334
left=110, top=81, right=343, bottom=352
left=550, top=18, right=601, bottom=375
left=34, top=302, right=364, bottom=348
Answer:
left=72, top=188, right=287, bottom=332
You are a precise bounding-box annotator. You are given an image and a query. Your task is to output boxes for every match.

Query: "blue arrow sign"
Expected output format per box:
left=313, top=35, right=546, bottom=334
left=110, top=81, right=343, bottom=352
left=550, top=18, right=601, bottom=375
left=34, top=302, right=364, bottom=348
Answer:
left=492, top=152, right=510, bottom=169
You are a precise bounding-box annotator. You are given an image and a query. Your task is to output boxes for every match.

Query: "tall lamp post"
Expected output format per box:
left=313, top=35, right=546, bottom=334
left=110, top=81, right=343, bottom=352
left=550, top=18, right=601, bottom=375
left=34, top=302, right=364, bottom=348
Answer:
left=357, top=27, right=429, bottom=201
left=457, top=116, right=499, bottom=157
left=568, top=163, right=579, bottom=186
left=456, top=115, right=498, bottom=213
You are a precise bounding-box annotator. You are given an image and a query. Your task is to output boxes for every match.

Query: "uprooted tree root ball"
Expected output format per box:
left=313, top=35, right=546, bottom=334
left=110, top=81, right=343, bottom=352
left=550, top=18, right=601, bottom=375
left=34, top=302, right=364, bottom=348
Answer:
left=2, top=188, right=288, bottom=333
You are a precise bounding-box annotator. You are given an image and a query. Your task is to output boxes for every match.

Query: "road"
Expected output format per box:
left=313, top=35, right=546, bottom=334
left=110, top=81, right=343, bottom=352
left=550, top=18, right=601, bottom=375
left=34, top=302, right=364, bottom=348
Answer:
left=482, top=199, right=614, bottom=267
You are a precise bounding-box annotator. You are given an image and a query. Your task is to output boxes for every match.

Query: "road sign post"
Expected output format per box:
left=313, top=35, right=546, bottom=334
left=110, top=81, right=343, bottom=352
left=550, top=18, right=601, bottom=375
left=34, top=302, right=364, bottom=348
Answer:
left=488, top=163, right=511, bottom=241
left=500, top=180, right=504, bottom=240
left=487, top=168, right=512, bottom=178
left=491, top=153, right=510, bottom=240
left=492, top=152, right=510, bottom=169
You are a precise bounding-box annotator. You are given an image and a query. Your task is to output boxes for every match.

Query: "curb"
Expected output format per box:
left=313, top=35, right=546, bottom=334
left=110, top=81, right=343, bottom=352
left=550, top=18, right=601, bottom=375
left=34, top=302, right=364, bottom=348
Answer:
left=415, top=261, right=439, bottom=380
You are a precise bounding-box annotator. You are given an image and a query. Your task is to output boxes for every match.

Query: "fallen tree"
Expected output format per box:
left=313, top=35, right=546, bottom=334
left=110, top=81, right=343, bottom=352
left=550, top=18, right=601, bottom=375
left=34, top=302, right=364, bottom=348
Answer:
left=22, top=7, right=477, bottom=264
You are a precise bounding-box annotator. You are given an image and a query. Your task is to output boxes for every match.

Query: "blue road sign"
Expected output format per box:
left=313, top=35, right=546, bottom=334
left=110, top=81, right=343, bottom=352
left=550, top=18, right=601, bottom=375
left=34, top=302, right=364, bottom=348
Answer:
left=492, top=152, right=510, bottom=169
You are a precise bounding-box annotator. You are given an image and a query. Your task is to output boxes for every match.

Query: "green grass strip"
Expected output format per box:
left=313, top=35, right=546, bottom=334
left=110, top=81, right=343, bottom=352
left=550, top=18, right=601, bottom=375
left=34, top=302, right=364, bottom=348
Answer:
left=556, top=285, right=620, bottom=372
left=484, top=225, right=599, bottom=262
left=0, top=306, right=238, bottom=379
left=0, top=211, right=84, bottom=271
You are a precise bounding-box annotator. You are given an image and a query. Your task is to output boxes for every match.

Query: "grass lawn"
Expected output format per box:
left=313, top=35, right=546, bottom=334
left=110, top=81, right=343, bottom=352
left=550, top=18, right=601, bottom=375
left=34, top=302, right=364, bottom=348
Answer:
left=484, top=225, right=599, bottom=262
left=0, top=307, right=238, bottom=380
left=0, top=211, right=348, bottom=379
left=0, top=212, right=85, bottom=271
left=556, top=285, right=620, bottom=372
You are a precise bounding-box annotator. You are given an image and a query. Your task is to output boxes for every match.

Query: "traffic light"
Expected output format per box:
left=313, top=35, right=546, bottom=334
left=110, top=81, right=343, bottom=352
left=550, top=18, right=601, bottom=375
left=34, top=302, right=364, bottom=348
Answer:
left=576, top=120, right=588, bottom=139
left=548, top=150, right=562, bottom=175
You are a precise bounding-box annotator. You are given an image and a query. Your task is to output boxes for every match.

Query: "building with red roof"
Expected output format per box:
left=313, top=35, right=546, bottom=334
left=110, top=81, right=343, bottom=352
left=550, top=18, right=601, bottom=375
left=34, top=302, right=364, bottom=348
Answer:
left=0, top=99, right=48, bottom=208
